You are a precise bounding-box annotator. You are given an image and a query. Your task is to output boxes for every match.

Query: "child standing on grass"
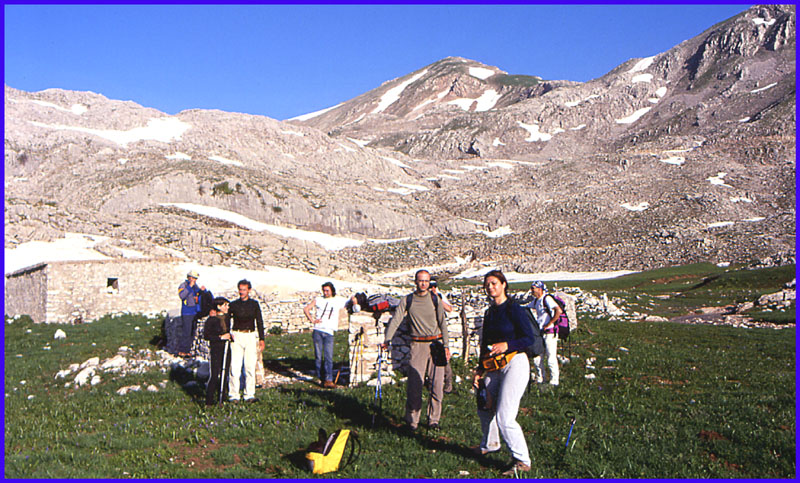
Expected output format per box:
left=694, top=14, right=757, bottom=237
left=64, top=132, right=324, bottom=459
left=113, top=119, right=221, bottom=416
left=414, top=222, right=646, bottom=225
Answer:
left=204, top=297, right=232, bottom=406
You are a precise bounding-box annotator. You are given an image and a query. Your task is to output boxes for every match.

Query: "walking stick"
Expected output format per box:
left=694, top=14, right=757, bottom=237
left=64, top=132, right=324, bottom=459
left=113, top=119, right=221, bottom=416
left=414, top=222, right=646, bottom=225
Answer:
left=219, top=338, right=231, bottom=404
left=371, top=347, right=384, bottom=427
left=564, top=411, right=576, bottom=449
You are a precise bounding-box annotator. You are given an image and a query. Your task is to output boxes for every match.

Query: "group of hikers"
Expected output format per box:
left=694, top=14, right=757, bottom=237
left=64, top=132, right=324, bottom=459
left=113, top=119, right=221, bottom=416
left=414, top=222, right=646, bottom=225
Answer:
left=176, top=267, right=567, bottom=476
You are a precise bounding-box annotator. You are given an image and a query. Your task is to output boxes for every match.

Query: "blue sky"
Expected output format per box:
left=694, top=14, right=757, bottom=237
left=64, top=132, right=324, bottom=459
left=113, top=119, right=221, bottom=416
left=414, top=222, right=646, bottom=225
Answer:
left=4, top=4, right=751, bottom=121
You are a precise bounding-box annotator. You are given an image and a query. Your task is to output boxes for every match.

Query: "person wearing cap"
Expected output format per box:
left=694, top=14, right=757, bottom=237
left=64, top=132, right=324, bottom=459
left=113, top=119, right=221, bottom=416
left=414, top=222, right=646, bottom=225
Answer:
left=177, top=270, right=207, bottom=357
left=227, top=279, right=265, bottom=403
left=381, top=269, right=450, bottom=431
left=304, top=282, right=348, bottom=388
left=525, top=280, right=563, bottom=387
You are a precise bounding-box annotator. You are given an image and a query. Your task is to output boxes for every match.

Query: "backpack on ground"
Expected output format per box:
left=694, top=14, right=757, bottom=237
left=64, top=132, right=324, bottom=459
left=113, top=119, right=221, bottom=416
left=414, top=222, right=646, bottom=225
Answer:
left=305, top=428, right=360, bottom=474
left=544, top=293, right=572, bottom=340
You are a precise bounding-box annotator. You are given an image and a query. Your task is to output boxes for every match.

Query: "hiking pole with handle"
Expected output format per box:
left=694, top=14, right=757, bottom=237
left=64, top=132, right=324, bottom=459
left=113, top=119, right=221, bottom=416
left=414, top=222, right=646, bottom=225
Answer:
left=219, top=338, right=231, bottom=404
left=371, top=346, right=384, bottom=428
left=564, top=410, right=576, bottom=450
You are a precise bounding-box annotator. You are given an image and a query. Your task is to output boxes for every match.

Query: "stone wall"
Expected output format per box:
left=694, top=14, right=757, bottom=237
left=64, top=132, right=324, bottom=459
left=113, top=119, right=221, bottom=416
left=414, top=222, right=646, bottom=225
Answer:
left=4, top=263, right=48, bottom=324
left=5, top=258, right=183, bottom=324
left=345, top=290, right=488, bottom=386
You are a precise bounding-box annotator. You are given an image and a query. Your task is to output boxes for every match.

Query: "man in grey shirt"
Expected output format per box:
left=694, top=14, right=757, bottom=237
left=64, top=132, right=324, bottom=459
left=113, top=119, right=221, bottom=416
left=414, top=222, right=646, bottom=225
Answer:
left=381, top=269, right=450, bottom=431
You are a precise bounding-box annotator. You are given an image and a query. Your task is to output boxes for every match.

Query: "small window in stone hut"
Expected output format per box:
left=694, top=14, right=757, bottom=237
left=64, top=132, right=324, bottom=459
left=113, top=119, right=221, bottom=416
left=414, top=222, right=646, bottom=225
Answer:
left=107, top=278, right=119, bottom=294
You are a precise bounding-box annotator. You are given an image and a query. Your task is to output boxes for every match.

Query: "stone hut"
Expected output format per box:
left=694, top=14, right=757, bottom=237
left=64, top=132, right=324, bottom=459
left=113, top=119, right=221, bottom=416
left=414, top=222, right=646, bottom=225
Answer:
left=4, top=257, right=183, bottom=324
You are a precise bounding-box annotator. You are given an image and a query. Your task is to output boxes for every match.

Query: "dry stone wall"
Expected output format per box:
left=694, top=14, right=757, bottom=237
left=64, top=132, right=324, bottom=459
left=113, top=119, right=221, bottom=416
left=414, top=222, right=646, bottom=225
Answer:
left=5, top=258, right=182, bottom=324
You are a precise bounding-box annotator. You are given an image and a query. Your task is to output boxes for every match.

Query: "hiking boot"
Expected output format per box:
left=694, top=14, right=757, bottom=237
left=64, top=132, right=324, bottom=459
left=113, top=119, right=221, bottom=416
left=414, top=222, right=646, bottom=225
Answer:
left=323, top=380, right=336, bottom=389
left=501, top=460, right=531, bottom=476
left=471, top=445, right=500, bottom=456
left=428, top=423, right=440, bottom=431
left=245, top=397, right=259, bottom=403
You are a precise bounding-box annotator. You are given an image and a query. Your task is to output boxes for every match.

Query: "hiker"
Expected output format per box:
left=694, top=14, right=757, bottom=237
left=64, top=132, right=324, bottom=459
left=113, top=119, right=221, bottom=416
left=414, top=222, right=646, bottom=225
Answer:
left=203, top=297, right=231, bottom=406
left=525, top=280, right=563, bottom=387
left=304, top=282, right=348, bottom=388
left=177, top=270, right=209, bottom=357
left=381, top=269, right=449, bottom=431
left=472, top=269, right=534, bottom=476
left=430, top=280, right=454, bottom=394
left=227, top=279, right=265, bottom=403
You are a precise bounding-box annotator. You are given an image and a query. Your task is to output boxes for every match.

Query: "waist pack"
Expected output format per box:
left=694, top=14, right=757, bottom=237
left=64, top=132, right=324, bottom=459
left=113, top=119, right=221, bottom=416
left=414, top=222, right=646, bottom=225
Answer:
left=480, top=351, right=518, bottom=372
left=305, top=428, right=360, bottom=474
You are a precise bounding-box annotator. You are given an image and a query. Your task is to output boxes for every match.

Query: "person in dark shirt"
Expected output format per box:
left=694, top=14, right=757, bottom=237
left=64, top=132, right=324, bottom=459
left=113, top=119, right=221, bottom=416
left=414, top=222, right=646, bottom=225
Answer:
left=226, top=279, right=265, bottom=403
left=203, top=297, right=231, bottom=406
left=471, top=269, right=533, bottom=476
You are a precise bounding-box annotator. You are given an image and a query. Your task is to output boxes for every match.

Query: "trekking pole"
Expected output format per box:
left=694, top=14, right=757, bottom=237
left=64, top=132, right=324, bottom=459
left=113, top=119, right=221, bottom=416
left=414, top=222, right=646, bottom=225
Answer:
left=564, top=411, right=576, bottom=450
left=219, top=338, right=230, bottom=404
left=371, top=347, right=384, bottom=428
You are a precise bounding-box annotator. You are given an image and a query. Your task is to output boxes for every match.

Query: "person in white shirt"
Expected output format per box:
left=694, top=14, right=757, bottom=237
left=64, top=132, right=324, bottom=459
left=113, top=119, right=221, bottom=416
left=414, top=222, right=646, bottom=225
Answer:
left=304, top=282, right=347, bottom=388
left=525, top=280, right=563, bottom=386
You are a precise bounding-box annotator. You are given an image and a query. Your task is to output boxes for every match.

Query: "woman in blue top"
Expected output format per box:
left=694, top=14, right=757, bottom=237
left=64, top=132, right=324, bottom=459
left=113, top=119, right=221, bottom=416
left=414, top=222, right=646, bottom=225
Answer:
left=471, top=269, right=534, bottom=476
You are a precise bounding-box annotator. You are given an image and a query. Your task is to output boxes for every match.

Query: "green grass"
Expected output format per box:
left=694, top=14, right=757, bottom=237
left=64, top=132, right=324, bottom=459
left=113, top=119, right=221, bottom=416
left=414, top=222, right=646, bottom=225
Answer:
left=4, top=264, right=796, bottom=478
left=508, top=263, right=796, bottom=324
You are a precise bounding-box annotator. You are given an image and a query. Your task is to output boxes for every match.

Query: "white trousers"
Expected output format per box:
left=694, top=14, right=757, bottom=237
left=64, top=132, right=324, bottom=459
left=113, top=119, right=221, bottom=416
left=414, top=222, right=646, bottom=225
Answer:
left=478, top=353, right=531, bottom=466
left=533, top=333, right=559, bottom=385
left=228, top=330, right=258, bottom=400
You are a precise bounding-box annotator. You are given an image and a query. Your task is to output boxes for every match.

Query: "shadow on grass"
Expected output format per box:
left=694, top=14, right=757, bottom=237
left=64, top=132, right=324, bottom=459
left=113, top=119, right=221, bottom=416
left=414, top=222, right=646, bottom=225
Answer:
left=276, top=385, right=508, bottom=473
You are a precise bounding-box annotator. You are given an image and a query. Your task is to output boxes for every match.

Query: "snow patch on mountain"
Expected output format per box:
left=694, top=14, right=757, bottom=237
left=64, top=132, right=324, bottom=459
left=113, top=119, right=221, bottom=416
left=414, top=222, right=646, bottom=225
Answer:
left=517, top=121, right=552, bottom=142
left=29, top=117, right=190, bottom=147
left=708, top=172, right=732, bottom=187
left=448, top=89, right=501, bottom=112
left=632, top=73, right=653, bottom=83
left=621, top=202, right=650, bottom=211
left=347, top=137, right=370, bottom=148
left=751, top=82, right=777, bottom=94
left=166, top=152, right=192, bottom=161
left=373, top=70, right=427, bottom=114
left=208, top=155, right=243, bottom=167
left=26, top=99, right=88, bottom=115
left=160, top=203, right=364, bottom=251
left=5, top=233, right=111, bottom=274
left=615, top=107, right=652, bottom=124
left=629, top=56, right=656, bottom=73
left=288, top=102, right=344, bottom=121
left=468, top=66, right=496, bottom=80
left=660, top=156, right=685, bottom=166
left=752, top=17, right=776, bottom=26
left=381, top=156, right=411, bottom=169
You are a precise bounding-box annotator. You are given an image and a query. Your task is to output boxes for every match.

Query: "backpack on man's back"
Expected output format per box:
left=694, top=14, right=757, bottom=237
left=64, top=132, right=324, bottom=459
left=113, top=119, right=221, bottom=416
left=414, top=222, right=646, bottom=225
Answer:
left=544, top=292, right=577, bottom=340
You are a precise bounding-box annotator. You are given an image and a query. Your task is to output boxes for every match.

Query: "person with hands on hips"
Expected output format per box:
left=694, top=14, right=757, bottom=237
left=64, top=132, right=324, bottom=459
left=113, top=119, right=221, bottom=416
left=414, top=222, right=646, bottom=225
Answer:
left=303, top=282, right=347, bottom=389
left=472, top=269, right=534, bottom=476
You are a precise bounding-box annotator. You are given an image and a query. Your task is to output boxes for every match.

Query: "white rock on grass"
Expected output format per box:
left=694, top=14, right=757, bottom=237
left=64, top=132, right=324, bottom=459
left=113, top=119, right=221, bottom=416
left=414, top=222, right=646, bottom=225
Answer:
left=55, top=369, right=72, bottom=379
left=90, top=375, right=102, bottom=386
left=79, top=357, right=100, bottom=369
left=54, top=329, right=67, bottom=340
left=73, top=367, right=96, bottom=386
left=619, top=347, right=629, bottom=352
left=585, top=374, right=597, bottom=380
left=100, top=355, right=128, bottom=370
left=146, top=385, right=159, bottom=392
left=117, top=385, right=142, bottom=395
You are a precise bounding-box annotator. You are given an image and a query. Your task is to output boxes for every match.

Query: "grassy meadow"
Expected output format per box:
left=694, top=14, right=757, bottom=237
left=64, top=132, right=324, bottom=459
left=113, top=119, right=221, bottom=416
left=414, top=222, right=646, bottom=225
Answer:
left=4, top=264, right=796, bottom=478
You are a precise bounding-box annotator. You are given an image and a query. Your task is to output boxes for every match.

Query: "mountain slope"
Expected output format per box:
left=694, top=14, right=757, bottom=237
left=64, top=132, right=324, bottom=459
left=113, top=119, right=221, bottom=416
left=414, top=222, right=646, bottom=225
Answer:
left=4, top=5, right=795, bottom=282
